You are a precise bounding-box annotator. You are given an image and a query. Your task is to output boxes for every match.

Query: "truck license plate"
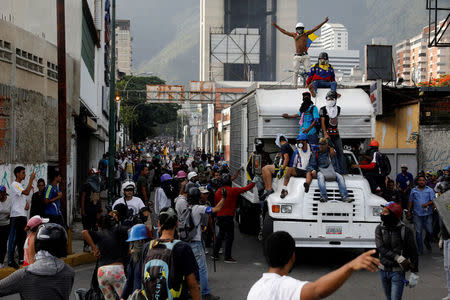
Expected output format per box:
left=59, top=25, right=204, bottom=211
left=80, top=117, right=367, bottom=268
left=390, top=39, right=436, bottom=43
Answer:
left=326, top=226, right=342, bottom=235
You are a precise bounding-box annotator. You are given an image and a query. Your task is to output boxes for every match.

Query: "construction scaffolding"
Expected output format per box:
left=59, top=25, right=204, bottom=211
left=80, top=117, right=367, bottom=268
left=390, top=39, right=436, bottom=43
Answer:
left=427, top=0, right=450, bottom=47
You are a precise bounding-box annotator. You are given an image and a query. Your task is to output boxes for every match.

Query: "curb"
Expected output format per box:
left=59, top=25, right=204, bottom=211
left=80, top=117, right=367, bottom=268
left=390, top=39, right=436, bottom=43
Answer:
left=0, top=252, right=96, bottom=280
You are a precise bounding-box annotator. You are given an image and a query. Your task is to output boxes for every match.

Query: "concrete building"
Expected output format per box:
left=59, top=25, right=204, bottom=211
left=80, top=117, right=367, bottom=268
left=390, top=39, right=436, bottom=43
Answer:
left=116, top=19, right=132, bottom=75
left=0, top=0, right=113, bottom=222
left=395, top=19, right=450, bottom=86
left=308, top=23, right=359, bottom=79
left=200, top=0, right=297, bottom=82
left=320, top=23, right=349, bottom=50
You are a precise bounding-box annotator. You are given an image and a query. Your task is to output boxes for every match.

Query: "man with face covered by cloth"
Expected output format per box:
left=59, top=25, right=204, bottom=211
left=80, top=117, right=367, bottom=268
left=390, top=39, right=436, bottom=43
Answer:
left=283, top=92, right=319, bottom=153
left=319, top=91, right=346, bottom=175
left=272, top=17, right=329, bottom=87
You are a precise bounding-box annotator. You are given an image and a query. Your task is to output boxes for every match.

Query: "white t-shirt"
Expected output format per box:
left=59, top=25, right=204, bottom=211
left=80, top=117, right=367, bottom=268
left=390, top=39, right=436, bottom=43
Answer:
left=247, top=273, right=308, bottom=300
left=10, top=181, right=28, bottom=218
left=113, top=196, right=145, bottom=215
left=294, top=145, right=311, bottom=170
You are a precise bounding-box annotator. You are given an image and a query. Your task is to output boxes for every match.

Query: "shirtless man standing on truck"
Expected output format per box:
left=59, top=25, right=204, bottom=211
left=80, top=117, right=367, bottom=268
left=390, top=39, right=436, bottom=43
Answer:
left=272, top=17, right=329, bottom=87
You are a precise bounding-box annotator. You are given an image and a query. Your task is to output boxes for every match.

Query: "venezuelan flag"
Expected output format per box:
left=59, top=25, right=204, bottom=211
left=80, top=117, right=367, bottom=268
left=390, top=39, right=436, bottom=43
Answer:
left=305, top=30, right=319, bottom=49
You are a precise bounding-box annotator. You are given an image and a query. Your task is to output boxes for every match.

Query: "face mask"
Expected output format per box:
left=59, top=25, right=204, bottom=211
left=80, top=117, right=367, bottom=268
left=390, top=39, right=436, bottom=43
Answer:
left=381, top=213, right=398, bottom=226
left=326, top=100, right=336, bottom=107
left=319, top=59, right=328, bottom=65
left=296, top=28, right=304, bottom=35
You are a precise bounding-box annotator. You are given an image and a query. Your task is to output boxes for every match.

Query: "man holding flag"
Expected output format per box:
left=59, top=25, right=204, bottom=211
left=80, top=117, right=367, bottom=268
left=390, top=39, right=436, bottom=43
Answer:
left=272, top=17, right=329, bottom=87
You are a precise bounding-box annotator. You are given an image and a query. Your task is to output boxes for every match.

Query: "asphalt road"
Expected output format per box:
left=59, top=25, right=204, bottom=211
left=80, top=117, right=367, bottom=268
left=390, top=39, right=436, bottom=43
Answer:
left=2, top=222, right=448, bottom=300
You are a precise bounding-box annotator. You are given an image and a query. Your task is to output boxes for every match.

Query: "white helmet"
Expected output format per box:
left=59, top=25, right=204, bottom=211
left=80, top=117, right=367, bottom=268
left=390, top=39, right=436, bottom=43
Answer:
left=295, top=22, right=304, bottom=29
left=188, top=171, right=198, bottom=181
left=121, top=181, right=136, bottom=196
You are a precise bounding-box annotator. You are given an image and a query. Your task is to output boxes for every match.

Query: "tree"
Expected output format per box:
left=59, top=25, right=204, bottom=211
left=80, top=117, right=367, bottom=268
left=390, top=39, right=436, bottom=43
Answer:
left=118, top=75, right=181, bottom=142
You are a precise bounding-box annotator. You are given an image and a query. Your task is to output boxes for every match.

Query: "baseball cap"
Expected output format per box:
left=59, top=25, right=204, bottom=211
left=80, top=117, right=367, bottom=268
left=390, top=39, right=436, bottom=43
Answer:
left=26, top=215, right=49, bottom=230
left=0, top=185, right=8, bottom=195
left=382, top=201, right=402, bottom=219
left=319, top=137, right=329, bottom=145
left=199, top=186, right=209, bottom=194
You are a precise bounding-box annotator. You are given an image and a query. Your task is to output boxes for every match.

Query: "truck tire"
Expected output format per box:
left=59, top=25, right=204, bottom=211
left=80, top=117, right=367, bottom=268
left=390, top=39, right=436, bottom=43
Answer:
left=237, top=197, right=259, bottom=234
left=262, top=216, right=274, bottom=241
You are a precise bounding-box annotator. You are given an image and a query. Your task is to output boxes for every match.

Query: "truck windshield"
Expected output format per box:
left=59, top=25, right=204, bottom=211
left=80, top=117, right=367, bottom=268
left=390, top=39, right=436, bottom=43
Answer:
left=345, top=153, right=360, bottom=175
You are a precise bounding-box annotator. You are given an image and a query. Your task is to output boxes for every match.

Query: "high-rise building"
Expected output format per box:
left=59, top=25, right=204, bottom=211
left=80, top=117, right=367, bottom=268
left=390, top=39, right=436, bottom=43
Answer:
left=395, top=19, right=450, bottom=86
left=200, top=0, right=297, bottom=82
left=309, top=23, right=359, bottom=78
left=320, top=23, right=349, bottom=50
left=116, top=19, right=132, bottom=75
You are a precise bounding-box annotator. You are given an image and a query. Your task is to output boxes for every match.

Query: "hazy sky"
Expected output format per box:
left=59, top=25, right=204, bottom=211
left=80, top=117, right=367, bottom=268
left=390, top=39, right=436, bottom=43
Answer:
left=116, top=0, right=428, bottom=83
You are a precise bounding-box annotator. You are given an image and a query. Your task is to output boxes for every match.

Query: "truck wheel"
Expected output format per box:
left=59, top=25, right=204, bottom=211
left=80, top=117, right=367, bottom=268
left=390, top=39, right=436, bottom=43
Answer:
left=238, top=206, right=250, bottom=233
left=262, top=216, right=273, bottom=240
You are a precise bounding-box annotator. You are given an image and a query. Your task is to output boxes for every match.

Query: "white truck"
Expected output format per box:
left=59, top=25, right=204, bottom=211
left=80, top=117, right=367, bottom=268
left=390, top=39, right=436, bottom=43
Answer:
left=230, top=83, right=387, bottom=248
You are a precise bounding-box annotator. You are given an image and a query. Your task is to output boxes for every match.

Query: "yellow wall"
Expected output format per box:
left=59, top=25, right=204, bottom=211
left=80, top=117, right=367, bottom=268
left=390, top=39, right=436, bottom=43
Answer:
left=376, top=103, right=419, bottom=149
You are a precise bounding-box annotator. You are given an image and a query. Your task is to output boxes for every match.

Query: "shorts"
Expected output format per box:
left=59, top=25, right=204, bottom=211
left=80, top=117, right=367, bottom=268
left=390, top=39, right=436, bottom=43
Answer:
left=294, top=168, right=307, bottom=178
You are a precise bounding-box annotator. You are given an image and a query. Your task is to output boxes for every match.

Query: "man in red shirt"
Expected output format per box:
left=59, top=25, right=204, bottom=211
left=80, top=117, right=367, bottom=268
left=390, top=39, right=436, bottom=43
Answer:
left=213, top=173, right=254, bottom=263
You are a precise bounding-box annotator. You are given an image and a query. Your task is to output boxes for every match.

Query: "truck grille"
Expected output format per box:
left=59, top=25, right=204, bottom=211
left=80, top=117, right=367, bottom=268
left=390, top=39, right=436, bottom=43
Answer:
left=304, top=189, right=364, bottom=221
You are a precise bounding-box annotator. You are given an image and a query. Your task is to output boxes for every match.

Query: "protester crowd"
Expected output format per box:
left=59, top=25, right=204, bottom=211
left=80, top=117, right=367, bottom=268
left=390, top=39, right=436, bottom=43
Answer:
left=0, top=93, right=449, bottom=300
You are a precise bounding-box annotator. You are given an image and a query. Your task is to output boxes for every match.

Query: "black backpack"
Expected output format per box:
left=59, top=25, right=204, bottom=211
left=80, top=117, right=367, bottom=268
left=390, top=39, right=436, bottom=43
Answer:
left=178, top=206, right=197, bottom=242
left=377, top=152, right=391, bottom=176
left=143, top=239, right=180, bottom=300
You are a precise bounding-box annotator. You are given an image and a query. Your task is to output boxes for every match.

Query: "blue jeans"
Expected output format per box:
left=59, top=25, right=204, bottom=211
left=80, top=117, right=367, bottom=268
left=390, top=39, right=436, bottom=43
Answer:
left=307, top=133, right=319, bottom=153
left=412, top=214, right=433, bottom=253
left=190, top=241, right=210, bottom=296
left=8, top=216, right=27, bottom=264
left=379, top=270, right=405, bottom=300
left=317, top=172, right=348, bottom=200
left=312, top=80, right=337, bottom=92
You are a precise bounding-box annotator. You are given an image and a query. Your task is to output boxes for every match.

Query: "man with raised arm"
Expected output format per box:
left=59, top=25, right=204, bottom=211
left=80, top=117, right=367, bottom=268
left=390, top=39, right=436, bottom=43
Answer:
left=272, top=17, right=329, bottom=87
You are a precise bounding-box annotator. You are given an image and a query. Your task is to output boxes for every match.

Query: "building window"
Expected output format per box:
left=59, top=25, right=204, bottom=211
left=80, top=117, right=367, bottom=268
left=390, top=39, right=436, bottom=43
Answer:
left=15, top=47, right=44, bottom=75
left=0, top=40, right=13, bottom=63
left=81, top=12, right=95, bottom=80
left=47, top=61, right=58, bottom=81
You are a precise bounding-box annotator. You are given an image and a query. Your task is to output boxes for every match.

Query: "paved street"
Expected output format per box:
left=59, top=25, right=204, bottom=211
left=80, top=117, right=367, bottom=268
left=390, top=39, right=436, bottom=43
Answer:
left=4, top=221, right=447, bottom=300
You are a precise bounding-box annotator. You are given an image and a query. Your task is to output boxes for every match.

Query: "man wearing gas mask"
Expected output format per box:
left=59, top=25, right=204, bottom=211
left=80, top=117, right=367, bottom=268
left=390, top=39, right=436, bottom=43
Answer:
left=272, top=17, right=329, bottom=87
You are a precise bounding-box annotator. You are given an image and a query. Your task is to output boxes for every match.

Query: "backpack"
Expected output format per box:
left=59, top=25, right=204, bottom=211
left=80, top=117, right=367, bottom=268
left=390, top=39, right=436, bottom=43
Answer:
left=178, top=207, right=197, bottom=242
left=143, top=239, right=180, bottom=300
left=377, top=152, right=391, bottom=176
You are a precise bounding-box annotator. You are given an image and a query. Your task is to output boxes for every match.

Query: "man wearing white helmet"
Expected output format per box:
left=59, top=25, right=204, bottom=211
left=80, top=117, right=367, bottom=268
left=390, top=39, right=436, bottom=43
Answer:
left=113, top=181, right=146, bottom=216
left=272, top=17, right=329, bottom=87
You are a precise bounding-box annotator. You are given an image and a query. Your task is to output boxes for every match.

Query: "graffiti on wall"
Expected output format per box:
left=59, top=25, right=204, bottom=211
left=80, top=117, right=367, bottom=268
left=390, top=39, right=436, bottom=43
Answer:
left=419, top=127, right=450, bottom=171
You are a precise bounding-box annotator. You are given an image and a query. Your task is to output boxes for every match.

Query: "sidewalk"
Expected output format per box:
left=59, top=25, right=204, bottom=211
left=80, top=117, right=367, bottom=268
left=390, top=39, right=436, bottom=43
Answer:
left=0, top=219, right=96, bottom=279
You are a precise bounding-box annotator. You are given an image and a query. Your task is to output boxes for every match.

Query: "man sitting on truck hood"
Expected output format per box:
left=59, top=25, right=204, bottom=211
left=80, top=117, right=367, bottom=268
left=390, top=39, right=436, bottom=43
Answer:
left=280, top=133, right=313, bottom=199
left=261, top=135, right=294, bottom=200
left=306, top=138, right=352, bottom=203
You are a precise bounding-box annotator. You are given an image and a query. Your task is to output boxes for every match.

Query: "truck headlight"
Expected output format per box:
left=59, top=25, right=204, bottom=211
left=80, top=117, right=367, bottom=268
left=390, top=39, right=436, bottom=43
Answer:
left=372, top=207, right=383, bottom=216
left=281, top=205, right=292, bottom=214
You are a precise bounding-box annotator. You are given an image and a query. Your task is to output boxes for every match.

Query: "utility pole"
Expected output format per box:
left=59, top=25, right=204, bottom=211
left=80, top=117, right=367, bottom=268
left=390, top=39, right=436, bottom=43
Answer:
left=57, top=0, right=67, bottom=224
left=108, top=0, right=116, bottom=204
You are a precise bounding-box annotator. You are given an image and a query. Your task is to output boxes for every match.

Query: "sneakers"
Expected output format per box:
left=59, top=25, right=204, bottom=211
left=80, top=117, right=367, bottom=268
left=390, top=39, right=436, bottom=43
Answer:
left=261, top=189, right=274, bottom=201
left=308, top=85, right=317, bottom=97
left=224, top=258, right=237, bottom=264
left=219, top=248, right=224, bottom=254
left=303, top=182, right=310, bottom=193
left=343, top=197, right=354, bottom=203
left=211, top=255, right=219, bottom=260
left=202, top=293, right=220, bottom=300
left=8, top=261, right=19, bottom=269
left=319, top=197, right=327, bottom=203
left=280, top=189, right=288, bottom=199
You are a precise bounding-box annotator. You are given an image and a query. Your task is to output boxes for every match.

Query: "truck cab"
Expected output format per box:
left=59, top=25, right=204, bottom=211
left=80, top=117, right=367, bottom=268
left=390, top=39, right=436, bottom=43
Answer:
left=229, top=84, right=386, bottom=248
left=263, top=150, right=386, bottom=248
